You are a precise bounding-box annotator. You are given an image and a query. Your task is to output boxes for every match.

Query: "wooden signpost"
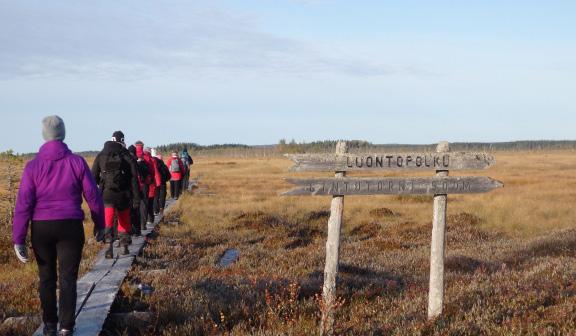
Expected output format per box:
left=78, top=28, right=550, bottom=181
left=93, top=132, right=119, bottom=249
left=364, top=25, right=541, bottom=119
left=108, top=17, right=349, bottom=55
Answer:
left=282, top=141, right=503, bottom=336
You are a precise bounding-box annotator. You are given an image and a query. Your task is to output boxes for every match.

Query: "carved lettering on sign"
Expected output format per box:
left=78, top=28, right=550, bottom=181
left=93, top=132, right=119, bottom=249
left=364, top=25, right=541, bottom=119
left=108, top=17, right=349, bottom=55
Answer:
left=342, top=154, right=455, bottom=169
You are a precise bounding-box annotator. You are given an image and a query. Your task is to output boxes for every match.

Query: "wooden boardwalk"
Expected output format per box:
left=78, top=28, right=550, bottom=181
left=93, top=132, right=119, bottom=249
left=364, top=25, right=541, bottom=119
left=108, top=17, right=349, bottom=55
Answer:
left=32, top=195, right=180, bottom=335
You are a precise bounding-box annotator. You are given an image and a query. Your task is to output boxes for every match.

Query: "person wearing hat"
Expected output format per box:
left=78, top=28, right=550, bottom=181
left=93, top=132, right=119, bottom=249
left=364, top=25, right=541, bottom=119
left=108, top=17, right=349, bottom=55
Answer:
left=91, top=131, right=140, bottom=258
left=12, top=116, right=105, bottom=336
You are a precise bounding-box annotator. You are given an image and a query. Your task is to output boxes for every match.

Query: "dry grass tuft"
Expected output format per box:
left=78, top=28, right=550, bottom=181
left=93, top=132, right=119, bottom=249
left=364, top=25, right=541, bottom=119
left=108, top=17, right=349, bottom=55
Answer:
left=369, top=207, right=400, bottom=218
left=349, top=221, right=381, bottom=239
left=233, top=211, right=289, bottom=230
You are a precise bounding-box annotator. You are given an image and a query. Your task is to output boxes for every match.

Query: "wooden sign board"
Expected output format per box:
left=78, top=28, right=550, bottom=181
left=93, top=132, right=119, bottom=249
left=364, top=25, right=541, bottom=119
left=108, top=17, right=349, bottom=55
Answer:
left=286, top=152, right=495, bottom=172
left=283, top=176, right=503, bottom=196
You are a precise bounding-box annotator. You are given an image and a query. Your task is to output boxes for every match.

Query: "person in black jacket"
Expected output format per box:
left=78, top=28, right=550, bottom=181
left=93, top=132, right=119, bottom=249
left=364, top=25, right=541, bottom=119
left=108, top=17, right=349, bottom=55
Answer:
left=127, top=144, right=148, bottom=236
left=180, top=148, right=193, bottom=191
left=92, top=131, right=140, bottom=257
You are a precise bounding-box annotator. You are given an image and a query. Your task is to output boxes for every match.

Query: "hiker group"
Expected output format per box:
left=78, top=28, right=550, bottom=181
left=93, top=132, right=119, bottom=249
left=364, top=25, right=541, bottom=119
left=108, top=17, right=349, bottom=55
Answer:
left=11, top=116, right=193, bottom=335
left=92, top=131, right=193, bottom=258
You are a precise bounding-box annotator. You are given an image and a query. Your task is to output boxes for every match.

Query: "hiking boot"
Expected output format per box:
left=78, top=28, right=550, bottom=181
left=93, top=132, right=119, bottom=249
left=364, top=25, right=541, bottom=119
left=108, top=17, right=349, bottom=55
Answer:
left=103, top=228, right=114, bottom=243
left=120, top=234, right=130, bottom=255
left=43, top=322, right=57, bottom=336
left=105, top=240, right=114, bottom=259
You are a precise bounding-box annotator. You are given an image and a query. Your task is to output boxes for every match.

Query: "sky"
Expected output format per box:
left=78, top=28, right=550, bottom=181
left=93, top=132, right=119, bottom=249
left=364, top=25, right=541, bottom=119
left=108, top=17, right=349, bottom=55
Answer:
left=1, top=0, right=575, bottom=153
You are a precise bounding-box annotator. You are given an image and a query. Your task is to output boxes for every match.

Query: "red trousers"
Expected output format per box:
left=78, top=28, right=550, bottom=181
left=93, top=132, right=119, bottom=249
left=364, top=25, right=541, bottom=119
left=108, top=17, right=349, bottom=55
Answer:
left=104, top=207, right=131, bottom=234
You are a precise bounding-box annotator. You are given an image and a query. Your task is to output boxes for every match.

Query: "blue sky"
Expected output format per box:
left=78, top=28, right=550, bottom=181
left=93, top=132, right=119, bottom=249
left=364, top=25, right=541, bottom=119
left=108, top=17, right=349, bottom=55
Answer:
left=1, top=0, right=575, bottom=153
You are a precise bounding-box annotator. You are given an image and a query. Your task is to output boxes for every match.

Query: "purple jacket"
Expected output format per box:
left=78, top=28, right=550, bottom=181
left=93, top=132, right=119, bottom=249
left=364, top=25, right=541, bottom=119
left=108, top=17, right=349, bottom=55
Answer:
left=12, top=141, right=105, bottom=245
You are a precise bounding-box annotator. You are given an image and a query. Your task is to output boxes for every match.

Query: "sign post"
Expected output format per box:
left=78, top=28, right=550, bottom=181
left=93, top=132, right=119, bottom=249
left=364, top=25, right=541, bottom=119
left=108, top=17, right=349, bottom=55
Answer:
left=282, top=142, right=503, bottom=334
left=320, top=141, right=347, bottom=336
left=428, top=141, right=449, bottom=319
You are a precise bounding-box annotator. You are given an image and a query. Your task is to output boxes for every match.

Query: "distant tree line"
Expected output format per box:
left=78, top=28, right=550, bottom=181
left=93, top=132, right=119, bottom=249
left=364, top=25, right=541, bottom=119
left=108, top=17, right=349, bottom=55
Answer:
left=156, top=142, right=249, bottom=155
left=19, top=140, right=576, bottom=159
left=277, top=139, right=373, bottom=153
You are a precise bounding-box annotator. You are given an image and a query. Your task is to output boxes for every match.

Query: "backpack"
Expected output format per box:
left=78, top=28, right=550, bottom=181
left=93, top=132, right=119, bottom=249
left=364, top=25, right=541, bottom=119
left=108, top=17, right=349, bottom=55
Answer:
left=136, top=159, right=149, bottom=181
left=170, top=159, right=180, bottom=173
left=101, top=151, right=130, bottom=191
left=182, top=154, right=193, bottom=168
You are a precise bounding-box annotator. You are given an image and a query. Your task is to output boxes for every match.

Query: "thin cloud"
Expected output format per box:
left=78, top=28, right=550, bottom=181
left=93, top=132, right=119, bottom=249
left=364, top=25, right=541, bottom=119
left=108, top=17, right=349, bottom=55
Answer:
left=0, top=1, right=425, bottom=80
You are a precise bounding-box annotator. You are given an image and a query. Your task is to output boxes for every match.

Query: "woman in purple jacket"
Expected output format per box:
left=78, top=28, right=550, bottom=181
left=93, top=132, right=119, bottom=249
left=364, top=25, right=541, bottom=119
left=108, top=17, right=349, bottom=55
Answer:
left=12, top=116, right=105, bottom=336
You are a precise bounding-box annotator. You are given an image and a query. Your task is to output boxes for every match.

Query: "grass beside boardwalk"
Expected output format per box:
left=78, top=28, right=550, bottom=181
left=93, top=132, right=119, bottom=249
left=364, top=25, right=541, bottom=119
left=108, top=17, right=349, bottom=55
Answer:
left=109, top=152, right=576, bottom=335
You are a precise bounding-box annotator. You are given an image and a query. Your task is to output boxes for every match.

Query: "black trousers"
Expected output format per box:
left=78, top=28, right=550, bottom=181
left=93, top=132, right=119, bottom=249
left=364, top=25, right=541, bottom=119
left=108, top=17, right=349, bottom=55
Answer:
left=131, top=207, right=140, bottom=234
left=139, top=185, right=149, bottom=228
left=183, top=171, right=190, bottom=191
left=31, top=220, right=85, bottom=330
left=153, top=184, right=167, bottom=213
left=170, top=180, right=181, bottom=199
left=147, top=196, right=155, bottom=223
left=139, top=198, right=148, bottom=227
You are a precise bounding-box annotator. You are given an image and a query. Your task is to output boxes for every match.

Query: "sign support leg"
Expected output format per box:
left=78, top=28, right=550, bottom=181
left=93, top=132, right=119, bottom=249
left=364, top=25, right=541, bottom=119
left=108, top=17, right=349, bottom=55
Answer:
left=428, top=141, right=449, bottom=319
left=320, top=141, right=347, bottom=336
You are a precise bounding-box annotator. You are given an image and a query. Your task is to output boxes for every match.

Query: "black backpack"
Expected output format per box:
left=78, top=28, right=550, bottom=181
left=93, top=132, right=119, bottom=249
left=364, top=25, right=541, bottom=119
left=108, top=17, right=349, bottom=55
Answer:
left=101, top=151, right=130, bottom=191
left=158, top=159, right=171, bottom=183
left=136, top=159, right=150, bottom=181
left=182, top=154, right=193, bottom=168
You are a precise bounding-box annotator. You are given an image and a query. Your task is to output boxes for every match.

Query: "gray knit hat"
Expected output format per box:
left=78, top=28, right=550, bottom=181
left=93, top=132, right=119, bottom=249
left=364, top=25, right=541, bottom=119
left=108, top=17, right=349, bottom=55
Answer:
left=42, top=115, right=66, bottom=141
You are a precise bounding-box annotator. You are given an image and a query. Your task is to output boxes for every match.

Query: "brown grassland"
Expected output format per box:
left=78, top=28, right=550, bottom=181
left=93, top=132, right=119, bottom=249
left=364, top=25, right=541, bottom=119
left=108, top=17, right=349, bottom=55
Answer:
left=2, top=151, right=576, bottom=335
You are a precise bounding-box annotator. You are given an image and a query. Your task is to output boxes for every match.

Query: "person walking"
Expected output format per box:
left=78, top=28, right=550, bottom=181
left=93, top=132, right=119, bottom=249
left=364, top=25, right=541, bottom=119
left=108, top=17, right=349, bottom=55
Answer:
left=92, top=131, right=140, bottom=258
left=12, top=116, right=105, bottom=336
left=152, top=149, right=170, bottom=216
left=134, top=142, right=161, bottom=227
left=166, top=152, right=185, bottom=199
left=127, top=144, right=148, bottom=236
left=180, top=148, right=193, bottom=191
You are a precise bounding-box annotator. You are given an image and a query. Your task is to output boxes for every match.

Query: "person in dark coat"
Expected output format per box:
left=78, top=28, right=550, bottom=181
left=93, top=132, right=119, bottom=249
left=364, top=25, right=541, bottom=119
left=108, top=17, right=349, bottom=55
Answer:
left=127, top=145, right=146, bottom=236
left=13, top=116, right=105, bottom=336
left=91, top=131, right=140, bottom=257
left=180, top=148, right=193, bottom=191
left=151, top=149, right=170, bottom=215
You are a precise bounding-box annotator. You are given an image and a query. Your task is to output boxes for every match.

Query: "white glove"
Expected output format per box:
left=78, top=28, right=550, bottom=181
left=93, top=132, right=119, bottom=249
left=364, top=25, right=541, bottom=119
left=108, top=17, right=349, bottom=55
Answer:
left=14, top=244, right=29, bottom=263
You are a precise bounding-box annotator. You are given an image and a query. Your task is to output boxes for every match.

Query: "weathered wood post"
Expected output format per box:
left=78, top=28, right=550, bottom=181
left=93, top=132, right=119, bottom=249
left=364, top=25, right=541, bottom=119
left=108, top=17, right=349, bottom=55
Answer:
left=428, top=141, right=449, bottom=319
left=320, top=141, right=348, bottom=336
